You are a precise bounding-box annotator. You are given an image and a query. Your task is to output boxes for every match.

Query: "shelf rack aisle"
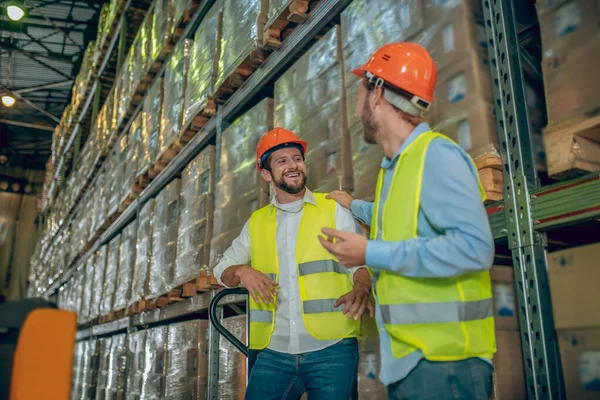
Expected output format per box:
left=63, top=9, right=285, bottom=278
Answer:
left=31, top=0, right=600, bottom=399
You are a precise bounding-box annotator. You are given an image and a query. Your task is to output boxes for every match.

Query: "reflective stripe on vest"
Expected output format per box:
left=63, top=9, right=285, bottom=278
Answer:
left=248, top=192, right=360, bottom=350
left=372, top=131, right=496, bottom=361
left=380, top=299, right=493, bottom=325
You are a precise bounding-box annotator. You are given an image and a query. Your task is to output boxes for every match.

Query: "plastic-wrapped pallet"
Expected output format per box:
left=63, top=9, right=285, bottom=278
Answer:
left=130, top=13, right=152, bottom=98
left=149, top=179, right=181, bottom=299
left=215, top=0, right=268, bottom=92
left=175, top=146, right=215, bottom=284
left=89, top=245, right=108, bottom=322
left=141, top=326, right=168, bottom=399
left=130, top=200, right=154, bottom=309
left=100, top=234, right=121, bottom=318
left=274, top=25, right=353, bottom=193
left=105, top=333, right=127, bottom=399
left=81, top=339, right=98, bottom=400
left=124, top=113, right=143, bottom=204
left=218, top=315, right=247, bottom=400
left=184, top=1, right=221, bottom=128
left=139, top=78, right=163, bottom=176
left=71, top=341, right=87, bottom=400
left=159, top=39, right=193, bottom=158
left=210, top=99, right=271, bottom=268
left=114, top=220, right=137, bottom=313
left=90, top=168, right=108, bottom=240
left=79, top=257, right=95, bottom=324
left=151, top=0, right=174, bottom=62
left=165, top=320, right=210, bottom=399
left=95, top=337, right=113, bottom=400
left=127, top=329, right=147, bottom=400
left=108, top=132, right=129, bottom=217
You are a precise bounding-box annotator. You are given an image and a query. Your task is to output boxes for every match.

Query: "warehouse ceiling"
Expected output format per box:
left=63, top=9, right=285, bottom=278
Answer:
left=0, top=0, right=105, bottom=171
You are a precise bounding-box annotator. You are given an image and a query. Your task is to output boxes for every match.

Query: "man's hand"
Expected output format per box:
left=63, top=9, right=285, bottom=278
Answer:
left=318, top=228, right=367, bottom=268
left=335, top=282, right=374, bottom=320
left=236, top=265, right=278, bottom=304
left=326, top=190, right=354, bottom=210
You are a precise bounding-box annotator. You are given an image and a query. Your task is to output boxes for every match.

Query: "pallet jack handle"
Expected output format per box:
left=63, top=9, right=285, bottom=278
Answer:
left=209, top=288, right=249, bottom=357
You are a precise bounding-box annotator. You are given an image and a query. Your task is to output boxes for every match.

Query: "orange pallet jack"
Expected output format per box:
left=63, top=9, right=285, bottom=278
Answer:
left=0, top=298, right=77, bottom=400
left=209, top=288, right=359, bottom=399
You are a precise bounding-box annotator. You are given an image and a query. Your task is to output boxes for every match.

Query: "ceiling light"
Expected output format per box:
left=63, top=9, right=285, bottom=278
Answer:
left=7, top=5, right=25, bottom=21
left=1, top=95, right=16, bottom=108
left=0, top=155, right=7, bottom=164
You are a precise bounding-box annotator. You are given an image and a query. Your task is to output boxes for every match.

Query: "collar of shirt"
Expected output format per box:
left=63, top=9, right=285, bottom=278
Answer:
left=269, top=187, right=317, bottom=213
left=380, top=122, right=432, bottom=171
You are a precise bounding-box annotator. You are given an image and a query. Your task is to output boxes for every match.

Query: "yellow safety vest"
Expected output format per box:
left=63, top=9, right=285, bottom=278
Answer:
left=372, top=131, right=497, bottom=361
left=248, top=192, right=360, bottom=350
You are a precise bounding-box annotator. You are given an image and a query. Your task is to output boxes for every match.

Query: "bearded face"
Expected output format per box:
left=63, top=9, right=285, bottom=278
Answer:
left=357, top=80, right=380, bottom=145
left=265, top=147, right=307, bottom=194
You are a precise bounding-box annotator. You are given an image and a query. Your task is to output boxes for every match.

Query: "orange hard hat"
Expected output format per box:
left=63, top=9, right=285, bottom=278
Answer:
left=256, top=127, right=308, bottom=170
left=351, top=42, right=437, bottom=114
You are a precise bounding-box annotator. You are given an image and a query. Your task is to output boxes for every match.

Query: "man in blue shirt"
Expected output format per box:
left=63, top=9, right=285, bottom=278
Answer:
left=320, top=43, right=496, bottom=399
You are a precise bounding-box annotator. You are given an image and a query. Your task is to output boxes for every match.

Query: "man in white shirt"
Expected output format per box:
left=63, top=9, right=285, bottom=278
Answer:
left=214, top=127, right=373, bottom=400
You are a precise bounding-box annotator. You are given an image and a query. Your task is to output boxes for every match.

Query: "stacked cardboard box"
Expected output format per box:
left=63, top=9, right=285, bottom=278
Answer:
left=215, top=0, right=267, bottom=93
left=274, top=26, right=353, bottom=193
left=210, top=98, right=272, bottom=269
left=218, top=315, right=247, bottom=400
left=489, top=266, right=526, bottom=400
left=90, top=168, right=108, bottom=240
left=149, top=179, right=181, bottom=299
left=160, top=39, right=193, bottom=157
left=100, top=234, right=121, bottom=318
left=114, top=220, right=137, bottom=313
left=175, top=146, right=216, bottom=285
left=105, top=334, right=127, bottom=399
left=127, top=329, right=147, bottom=400
left=151, top=0, right=174, bottom=63
left=71, top=341, right=87, bottom=400
left=141, top=326, right=168, bottom=398
left=184, top=1, right=221, bottom=128
left=80, top=257, right=95, bottom=325
left=130, top=200, right=154, bottom=308
left=537, top=0, right=600, bottom=177
left=140, top=78, right=163, bottom=176
left=125, top=113, right=143, bottom=200
left=89, top=246, right=108, bottom=323
left=548, top=243, right=600, bottom=399
left=81, top=339, right=99, bottom=399
left=165, top=320, right=210, bottom=398
left=107, top=132, right=129, bottom=217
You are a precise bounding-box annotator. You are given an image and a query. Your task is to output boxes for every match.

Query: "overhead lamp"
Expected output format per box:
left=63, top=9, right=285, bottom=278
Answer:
left=7, top=4, right=25, bottom=21
left=1, top=95, right=16, bottom=108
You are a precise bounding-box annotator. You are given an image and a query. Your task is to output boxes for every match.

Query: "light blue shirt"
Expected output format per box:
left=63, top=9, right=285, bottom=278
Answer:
left=350, top=122, right=495, bottom=385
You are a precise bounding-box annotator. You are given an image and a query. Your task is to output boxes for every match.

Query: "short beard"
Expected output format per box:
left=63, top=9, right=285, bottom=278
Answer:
left=273, top=171, right=307, bottom=194
left=360, top=100, right=378, bottom=145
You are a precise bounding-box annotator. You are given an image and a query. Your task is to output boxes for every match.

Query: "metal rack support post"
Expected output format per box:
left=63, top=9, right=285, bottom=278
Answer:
left=480, top=0, right=565, bottom=398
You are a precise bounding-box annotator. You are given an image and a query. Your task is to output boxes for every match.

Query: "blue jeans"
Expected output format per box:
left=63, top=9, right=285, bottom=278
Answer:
left=387, top=358, right=493, bottom=400
left=245, top=338, right=358, bottom=400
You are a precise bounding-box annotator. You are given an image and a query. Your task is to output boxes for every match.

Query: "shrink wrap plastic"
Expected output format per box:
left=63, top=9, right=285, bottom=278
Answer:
left=141, top=326, right=168, bottom=399
left=95, top=337, right=112, bottom=400
left=114, top=220, right=137, bottom=312
left=210, top=99, right=272, bottom=268
left=80, top=257, right=95, bottom=324
left=185, top=1, right=222, bottom=125
left=165, top=320, right=210, bottom=399
left=90, top=168, right=108, bottom=240
left=127, top=329, right=147, bottom=400
left=105, top=333, right=127, bottom=399
left=71, top=341, right=87, bottom=400
left=149, top=179, right=181, bottom=299
left=126, top=112, right=144, bottom=195
left=100, top=234, right=121, bottom=317
left=160, top=39, right=193, bottom=155
left=81, top=339, right=98, bottom=400
left=175, top=146, right=215, bottom=283
left=151, top=0, right=174, bottom=61
left=274, top=26, right=352, bottom=193
left=130, top=200, right=154, bottom=306
left=89, top=245, right=108, bottom=321
left=140, top=78, right=163, bottom=173
left=216, top=0, right=267, bottom=90
left=218, top=315, right=247, bottom=400
left=108, top=133, right=129, bottom=216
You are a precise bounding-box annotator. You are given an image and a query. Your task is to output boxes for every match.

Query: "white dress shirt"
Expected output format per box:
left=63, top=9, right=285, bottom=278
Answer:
left=213, top=188, right=366, bottom=354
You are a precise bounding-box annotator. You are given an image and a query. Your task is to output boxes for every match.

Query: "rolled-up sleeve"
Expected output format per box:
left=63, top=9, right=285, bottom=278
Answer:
left=213, top=219, right=252, bottom=288
left=365, top=140, right=495, bottom=278
left=335, top=203, right=369, bottom=282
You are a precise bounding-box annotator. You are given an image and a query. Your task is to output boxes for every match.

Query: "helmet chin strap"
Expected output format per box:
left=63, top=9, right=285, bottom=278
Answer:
left=383, top=90, right=424, bottom=117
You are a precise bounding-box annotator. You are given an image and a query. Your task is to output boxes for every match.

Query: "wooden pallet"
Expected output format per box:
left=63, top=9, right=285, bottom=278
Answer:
left=148, top=127, right=198, bottom=179
left=215, top=46, right=270, bottom=104
left=166, top=274, right=220, bottom=303
left=543, top=112, right=600, bottom=179
left=263, top=0, right=311, bottom=50
left=475, top=153, right=504, bottom=203
left=126, top=299, right=147, bottom=315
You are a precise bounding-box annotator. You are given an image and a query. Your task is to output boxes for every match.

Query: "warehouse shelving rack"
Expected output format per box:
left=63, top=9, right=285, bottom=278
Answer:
left=37, top=0, right=600, bottom=398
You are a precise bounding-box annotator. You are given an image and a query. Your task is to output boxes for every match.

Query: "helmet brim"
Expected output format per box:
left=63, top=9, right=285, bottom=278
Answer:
left=351, top=67, right=366, bottom=78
